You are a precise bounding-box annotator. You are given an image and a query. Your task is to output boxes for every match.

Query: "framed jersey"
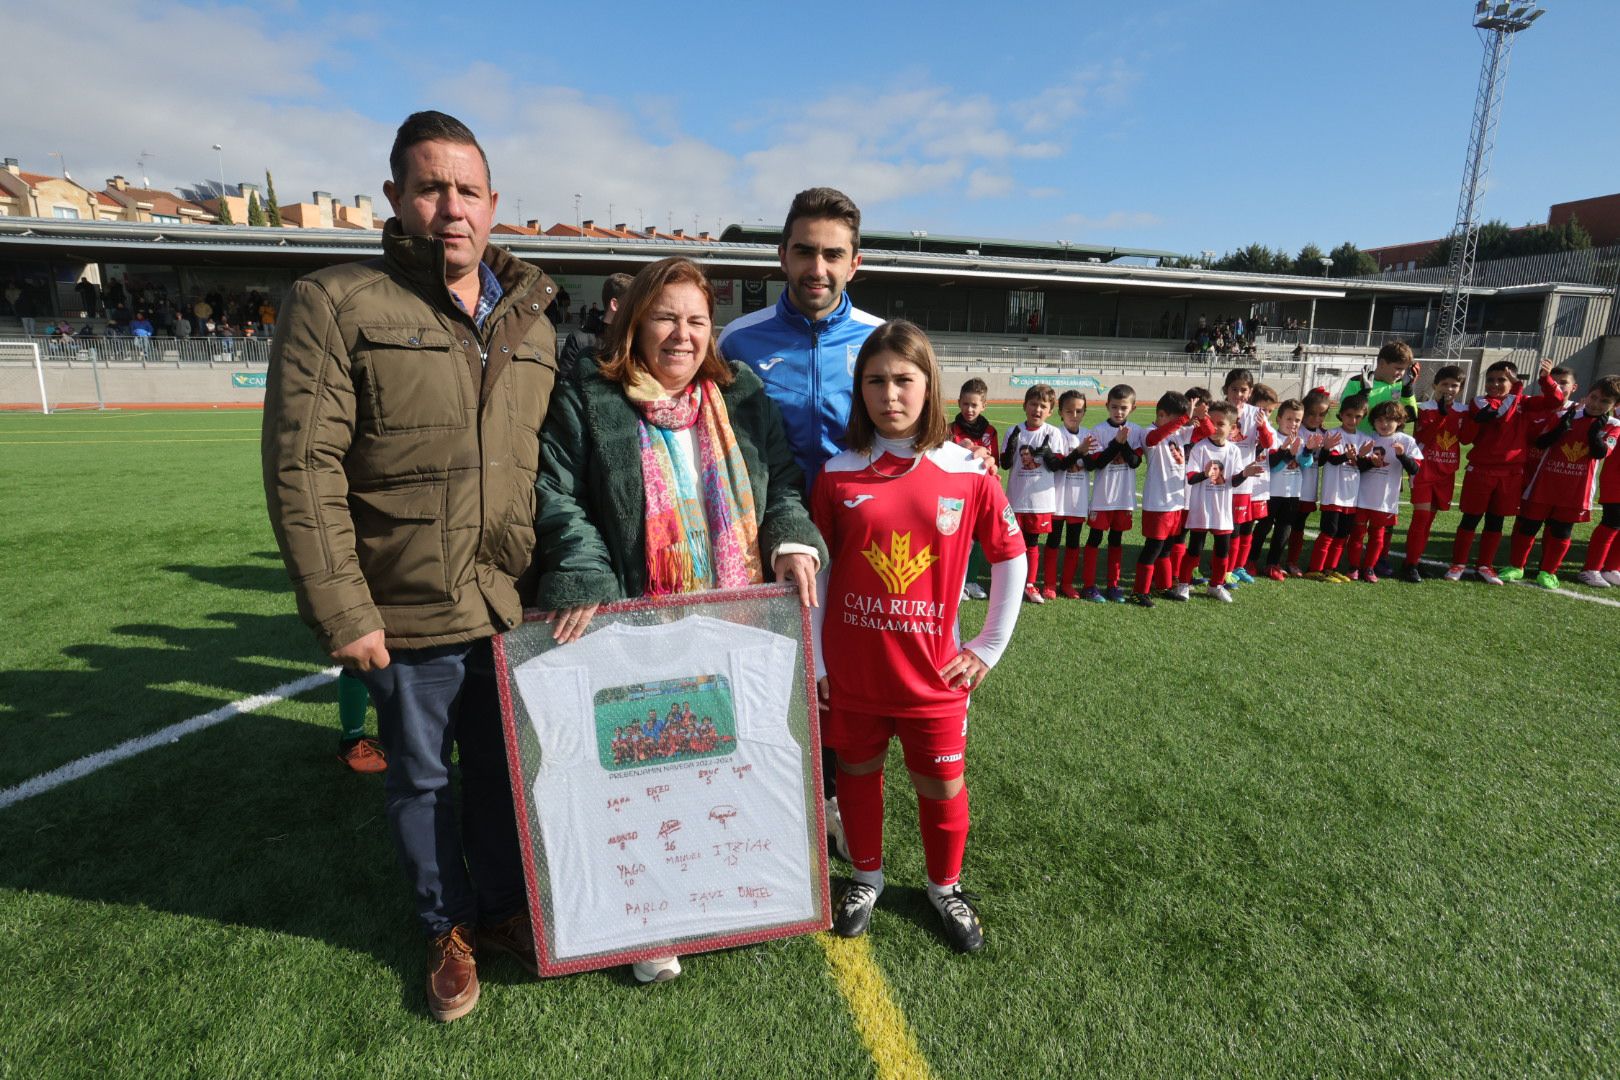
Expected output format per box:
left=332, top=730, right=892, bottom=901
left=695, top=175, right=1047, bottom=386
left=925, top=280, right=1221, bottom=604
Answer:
left=494, top=584, right=830, bottom=977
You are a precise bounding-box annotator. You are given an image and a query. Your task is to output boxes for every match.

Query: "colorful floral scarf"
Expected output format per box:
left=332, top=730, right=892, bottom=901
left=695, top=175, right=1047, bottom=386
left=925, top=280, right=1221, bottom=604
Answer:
left=632, top=376, right=762, bottom=595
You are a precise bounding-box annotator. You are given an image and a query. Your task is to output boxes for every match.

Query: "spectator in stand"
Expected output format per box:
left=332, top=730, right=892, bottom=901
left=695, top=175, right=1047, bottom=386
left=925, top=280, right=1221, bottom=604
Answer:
left=559, top=273, right=631, bottom=374
left=130, top=311, right=154, bottom=338
left=172, top=308, right=192, bottom=340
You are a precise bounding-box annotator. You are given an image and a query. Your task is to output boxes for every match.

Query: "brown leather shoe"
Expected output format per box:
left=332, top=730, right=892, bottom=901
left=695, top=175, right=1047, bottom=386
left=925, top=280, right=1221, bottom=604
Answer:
left=427, top=926, right=479, bottom=1022
left=480, top=911, right=539, bottom=977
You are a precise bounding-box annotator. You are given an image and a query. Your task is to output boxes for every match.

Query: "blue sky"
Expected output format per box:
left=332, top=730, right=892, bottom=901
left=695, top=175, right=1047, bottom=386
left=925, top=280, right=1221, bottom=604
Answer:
left=6, top=0, right=1614, bottom=256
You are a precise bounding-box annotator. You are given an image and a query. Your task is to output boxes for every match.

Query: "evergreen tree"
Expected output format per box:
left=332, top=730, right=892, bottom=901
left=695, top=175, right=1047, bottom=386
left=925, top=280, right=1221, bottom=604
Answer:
left=1291, top=243, right=1328, bottom=276
left=264, top=170, right=282, bottom=227
left=247, top=191, right=266, bottom=227
left=216, top=194, right=235, bottom=225
left=1327, top=241, right=1379, bottom=277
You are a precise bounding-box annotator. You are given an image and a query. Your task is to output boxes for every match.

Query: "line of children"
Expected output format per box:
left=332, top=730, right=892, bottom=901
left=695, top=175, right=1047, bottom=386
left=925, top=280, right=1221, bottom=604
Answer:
left=990, top=358, right=1618, bottom=600
left=813, top=319, right=1026, bottom=954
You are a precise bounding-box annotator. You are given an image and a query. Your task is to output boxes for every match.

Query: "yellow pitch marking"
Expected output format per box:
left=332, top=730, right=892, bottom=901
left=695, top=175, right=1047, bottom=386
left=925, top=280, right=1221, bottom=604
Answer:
left=817, top=933, right=936, bottom=1080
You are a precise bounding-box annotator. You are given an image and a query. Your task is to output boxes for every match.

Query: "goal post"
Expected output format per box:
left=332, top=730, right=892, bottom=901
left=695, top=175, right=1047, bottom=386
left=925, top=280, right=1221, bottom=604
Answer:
left=0, top=338, right=108, bottom=413
left=0, top=339, right=49, bottom=413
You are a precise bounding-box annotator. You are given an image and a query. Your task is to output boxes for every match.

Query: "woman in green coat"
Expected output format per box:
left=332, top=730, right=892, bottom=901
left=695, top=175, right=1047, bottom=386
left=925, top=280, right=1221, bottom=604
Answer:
left=533, top=256, right=827, bottom=982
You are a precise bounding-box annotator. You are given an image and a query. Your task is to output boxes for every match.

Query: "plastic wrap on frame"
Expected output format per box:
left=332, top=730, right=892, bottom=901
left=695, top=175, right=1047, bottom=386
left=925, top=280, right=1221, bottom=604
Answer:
left=494, top=584, right=829, bottom=977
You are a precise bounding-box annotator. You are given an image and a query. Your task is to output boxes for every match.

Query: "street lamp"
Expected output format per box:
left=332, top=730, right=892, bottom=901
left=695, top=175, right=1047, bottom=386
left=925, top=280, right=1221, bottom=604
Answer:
left=911, top=229, right=928, bottom=252
left=1320, top=256, right=1335, bottom=277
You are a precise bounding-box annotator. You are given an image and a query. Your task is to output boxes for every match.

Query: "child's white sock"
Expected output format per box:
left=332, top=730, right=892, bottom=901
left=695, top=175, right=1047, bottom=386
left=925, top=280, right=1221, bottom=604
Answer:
left=926, top=879, right=959, bottom=905
left=853, top=868, right=885, bottom=894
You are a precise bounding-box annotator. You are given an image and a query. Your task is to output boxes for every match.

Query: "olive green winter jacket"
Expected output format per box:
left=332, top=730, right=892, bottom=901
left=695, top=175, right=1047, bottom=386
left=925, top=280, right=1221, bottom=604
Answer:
left=533, top=360, right=827, bottom=609
left=262, top=221, right=559, bottom=652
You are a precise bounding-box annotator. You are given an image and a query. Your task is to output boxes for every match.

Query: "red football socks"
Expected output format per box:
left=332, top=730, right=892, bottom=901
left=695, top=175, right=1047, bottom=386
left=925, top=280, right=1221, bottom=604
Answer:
left=1060, top=549, right=1080, bottom=594
left=917, top=787, right=969, bottom=889
left=1363, top=527, right=1388, bottom=570
left=1540, top=535, right=1572, bottom=575
left=835, top=765, right=885, bottom=874
left=1023, top=546, right=1039, bottom=586
left=1082, top=547, right=1099, bottom=589
left=1163, top=542, right=1186, bottom=589
left=1404, top=508, right=1436, bottom=567
left=1287, top=529, right=1306, bottom=567
left=1451, top=527, right=1476, bottom=567
left=1585, top=524, right=1618, bottom=571
left=1040, top=547, right=1059, bottom=591
left=1478, top=530, right=1503, bottom=570
left=1344, top=521, right=1367, bottom=572
left=1107, top=545, right=1123, bottom=589
left=1507, top=530, right=1536, bottom=571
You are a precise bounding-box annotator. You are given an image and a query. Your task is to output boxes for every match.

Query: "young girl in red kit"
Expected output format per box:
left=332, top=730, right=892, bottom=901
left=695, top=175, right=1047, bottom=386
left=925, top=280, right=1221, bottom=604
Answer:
left=811, top=319, right=1026, bottom=953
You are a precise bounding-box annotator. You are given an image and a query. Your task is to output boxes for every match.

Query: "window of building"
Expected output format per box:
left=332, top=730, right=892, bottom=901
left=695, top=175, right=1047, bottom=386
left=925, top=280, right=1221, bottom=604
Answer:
left=151, top=214, right=181, bottom=224
left=52, top=206, right=81, bottom=219
left=1553, top=295, right=1589, bottom=338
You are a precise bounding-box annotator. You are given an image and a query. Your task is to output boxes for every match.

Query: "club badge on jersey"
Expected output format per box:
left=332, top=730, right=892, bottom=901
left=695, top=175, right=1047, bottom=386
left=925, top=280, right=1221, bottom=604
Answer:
left=936, top=497, right=964, bottom=536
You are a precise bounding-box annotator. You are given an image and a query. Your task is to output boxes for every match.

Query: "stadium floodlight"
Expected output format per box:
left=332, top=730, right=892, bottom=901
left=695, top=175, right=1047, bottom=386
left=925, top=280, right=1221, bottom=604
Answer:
left=911, top=229, right=928, bottom=251
left=1439, top=1, right=1546, bottom=359
left=1320, top=257, right=1335, bottom=277
left=1475, top=0, right=1488, bottom=13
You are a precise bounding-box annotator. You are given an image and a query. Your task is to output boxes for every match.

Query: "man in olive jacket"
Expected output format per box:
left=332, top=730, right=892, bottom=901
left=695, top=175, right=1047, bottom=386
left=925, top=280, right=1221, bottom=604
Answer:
left=262, top=112, right=556, bottom=1022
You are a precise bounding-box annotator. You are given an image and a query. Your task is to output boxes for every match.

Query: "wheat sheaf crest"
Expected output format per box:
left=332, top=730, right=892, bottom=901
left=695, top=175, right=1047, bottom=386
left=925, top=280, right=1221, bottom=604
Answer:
left=863, top=531, right=939, bottom=594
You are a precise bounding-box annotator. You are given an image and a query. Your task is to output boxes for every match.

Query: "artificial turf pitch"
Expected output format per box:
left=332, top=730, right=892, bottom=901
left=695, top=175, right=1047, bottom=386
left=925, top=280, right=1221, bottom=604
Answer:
left=1, top=406, right=1616, bottom=1078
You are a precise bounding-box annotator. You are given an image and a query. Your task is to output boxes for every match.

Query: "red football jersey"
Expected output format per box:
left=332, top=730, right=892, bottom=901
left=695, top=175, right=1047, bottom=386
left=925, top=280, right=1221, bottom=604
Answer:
left=1415, top=401, right=1465, bottom=477
left=1460, top=375, right=1565, bottom=468
left=949, top=417, right=998, bottom=456
left=812, top=442, right=1024, bottom=717
left=1525, top=409, right=1620, bottom=510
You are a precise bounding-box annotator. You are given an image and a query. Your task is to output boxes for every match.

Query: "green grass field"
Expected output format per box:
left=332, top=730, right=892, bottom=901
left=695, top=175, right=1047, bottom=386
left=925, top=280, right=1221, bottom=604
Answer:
left=2, top=406, right=1618, bottom=1078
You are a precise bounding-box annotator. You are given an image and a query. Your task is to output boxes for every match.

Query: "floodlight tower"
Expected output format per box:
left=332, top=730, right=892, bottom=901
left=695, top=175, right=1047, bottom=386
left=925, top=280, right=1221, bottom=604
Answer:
left=1436, top=2, right=1547, bottom=359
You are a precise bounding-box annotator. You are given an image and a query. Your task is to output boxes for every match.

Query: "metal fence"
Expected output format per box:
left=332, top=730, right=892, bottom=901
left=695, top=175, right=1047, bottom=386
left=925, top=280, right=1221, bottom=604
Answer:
left=1259, top=325, right=1541, bottom=352
left=13, top=335, right=271, bottom=366
left=1375, top=243, right=1620, bottom=290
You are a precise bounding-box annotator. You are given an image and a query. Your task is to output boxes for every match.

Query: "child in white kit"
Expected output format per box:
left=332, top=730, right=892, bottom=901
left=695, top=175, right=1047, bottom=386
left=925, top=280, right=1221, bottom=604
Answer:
left=999, top=383, right=1064, bottom=603
left=1345, top=400, right=1422, bottom=582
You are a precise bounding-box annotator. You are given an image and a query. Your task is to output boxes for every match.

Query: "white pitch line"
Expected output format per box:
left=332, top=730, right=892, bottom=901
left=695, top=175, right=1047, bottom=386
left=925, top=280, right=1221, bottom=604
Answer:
left=0, top=667, right=340, bottom=811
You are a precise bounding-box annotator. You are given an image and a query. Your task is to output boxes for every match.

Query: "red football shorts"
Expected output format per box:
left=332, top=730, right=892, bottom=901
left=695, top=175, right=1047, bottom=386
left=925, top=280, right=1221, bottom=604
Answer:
left=1410, top=469, right=1458, bottom=511
left=1353, top=508, right=1398, bottom=529
left=1231, top=493, right=1253, bottom=525
left=1140, top=509, right=1186, bottom=540
left=1519, top=497, right=1588, bottom=525
left=1014, top=511, right=1052, bottom=535
left=1086, top=508, right=1133, bottom=531
left=1460, top=464, right=1522, bottom=517
left=1297, top=501, right=1317, bottom=514
left=1248, top=498, right=1269, bottom=521
left=825, top=707, right=969, bottom=781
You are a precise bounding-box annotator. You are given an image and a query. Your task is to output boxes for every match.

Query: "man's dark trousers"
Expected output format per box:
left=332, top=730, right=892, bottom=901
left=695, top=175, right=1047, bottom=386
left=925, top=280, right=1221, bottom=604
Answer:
left=361, top=638, right=524, bottom=937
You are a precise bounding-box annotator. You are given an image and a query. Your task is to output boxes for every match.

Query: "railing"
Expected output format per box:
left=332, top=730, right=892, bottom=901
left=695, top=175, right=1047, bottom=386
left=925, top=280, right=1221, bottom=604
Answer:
left=1258, top=326, right=1542, bottom=353
left=8, top=334, right=272, bottom=365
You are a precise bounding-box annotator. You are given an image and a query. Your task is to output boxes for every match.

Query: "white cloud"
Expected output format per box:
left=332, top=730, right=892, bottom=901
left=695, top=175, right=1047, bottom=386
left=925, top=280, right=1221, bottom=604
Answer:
left=0, top=6, right=1137, bottom=233
left=966, top=170, right=1015, bottom=199
left=1015, top=61, right=1140, bottom=135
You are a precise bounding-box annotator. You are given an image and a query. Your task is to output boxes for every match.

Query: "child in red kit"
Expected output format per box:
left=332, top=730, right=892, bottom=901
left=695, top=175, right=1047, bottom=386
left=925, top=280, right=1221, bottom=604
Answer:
left=1132, top=390, right=1192, bottom=606
left=950, top=378, right=998, bottom=600
left=1447, top=357, right=1565, bottom=584
left=1582, top=428, right=1620, bottom=586
left=1502, top=376, right=1620, bottom=588
left=813, top=320, right=1026, bottom=954
left=1399, top=365, right=1466, bottom=582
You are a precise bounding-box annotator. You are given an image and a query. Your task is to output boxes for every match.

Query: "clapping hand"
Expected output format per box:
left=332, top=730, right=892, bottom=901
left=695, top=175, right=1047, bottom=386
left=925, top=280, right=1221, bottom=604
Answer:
left=1241, top=460, right=1264, bottom=478
left=1113, top=424, right=1130, bottom=444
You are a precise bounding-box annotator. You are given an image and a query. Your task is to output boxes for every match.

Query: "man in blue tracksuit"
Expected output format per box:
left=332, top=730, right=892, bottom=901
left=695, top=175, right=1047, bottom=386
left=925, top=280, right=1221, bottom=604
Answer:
left=718, top=187, right=883, bottom=489
left=718, top=187, right=881, bottom=862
